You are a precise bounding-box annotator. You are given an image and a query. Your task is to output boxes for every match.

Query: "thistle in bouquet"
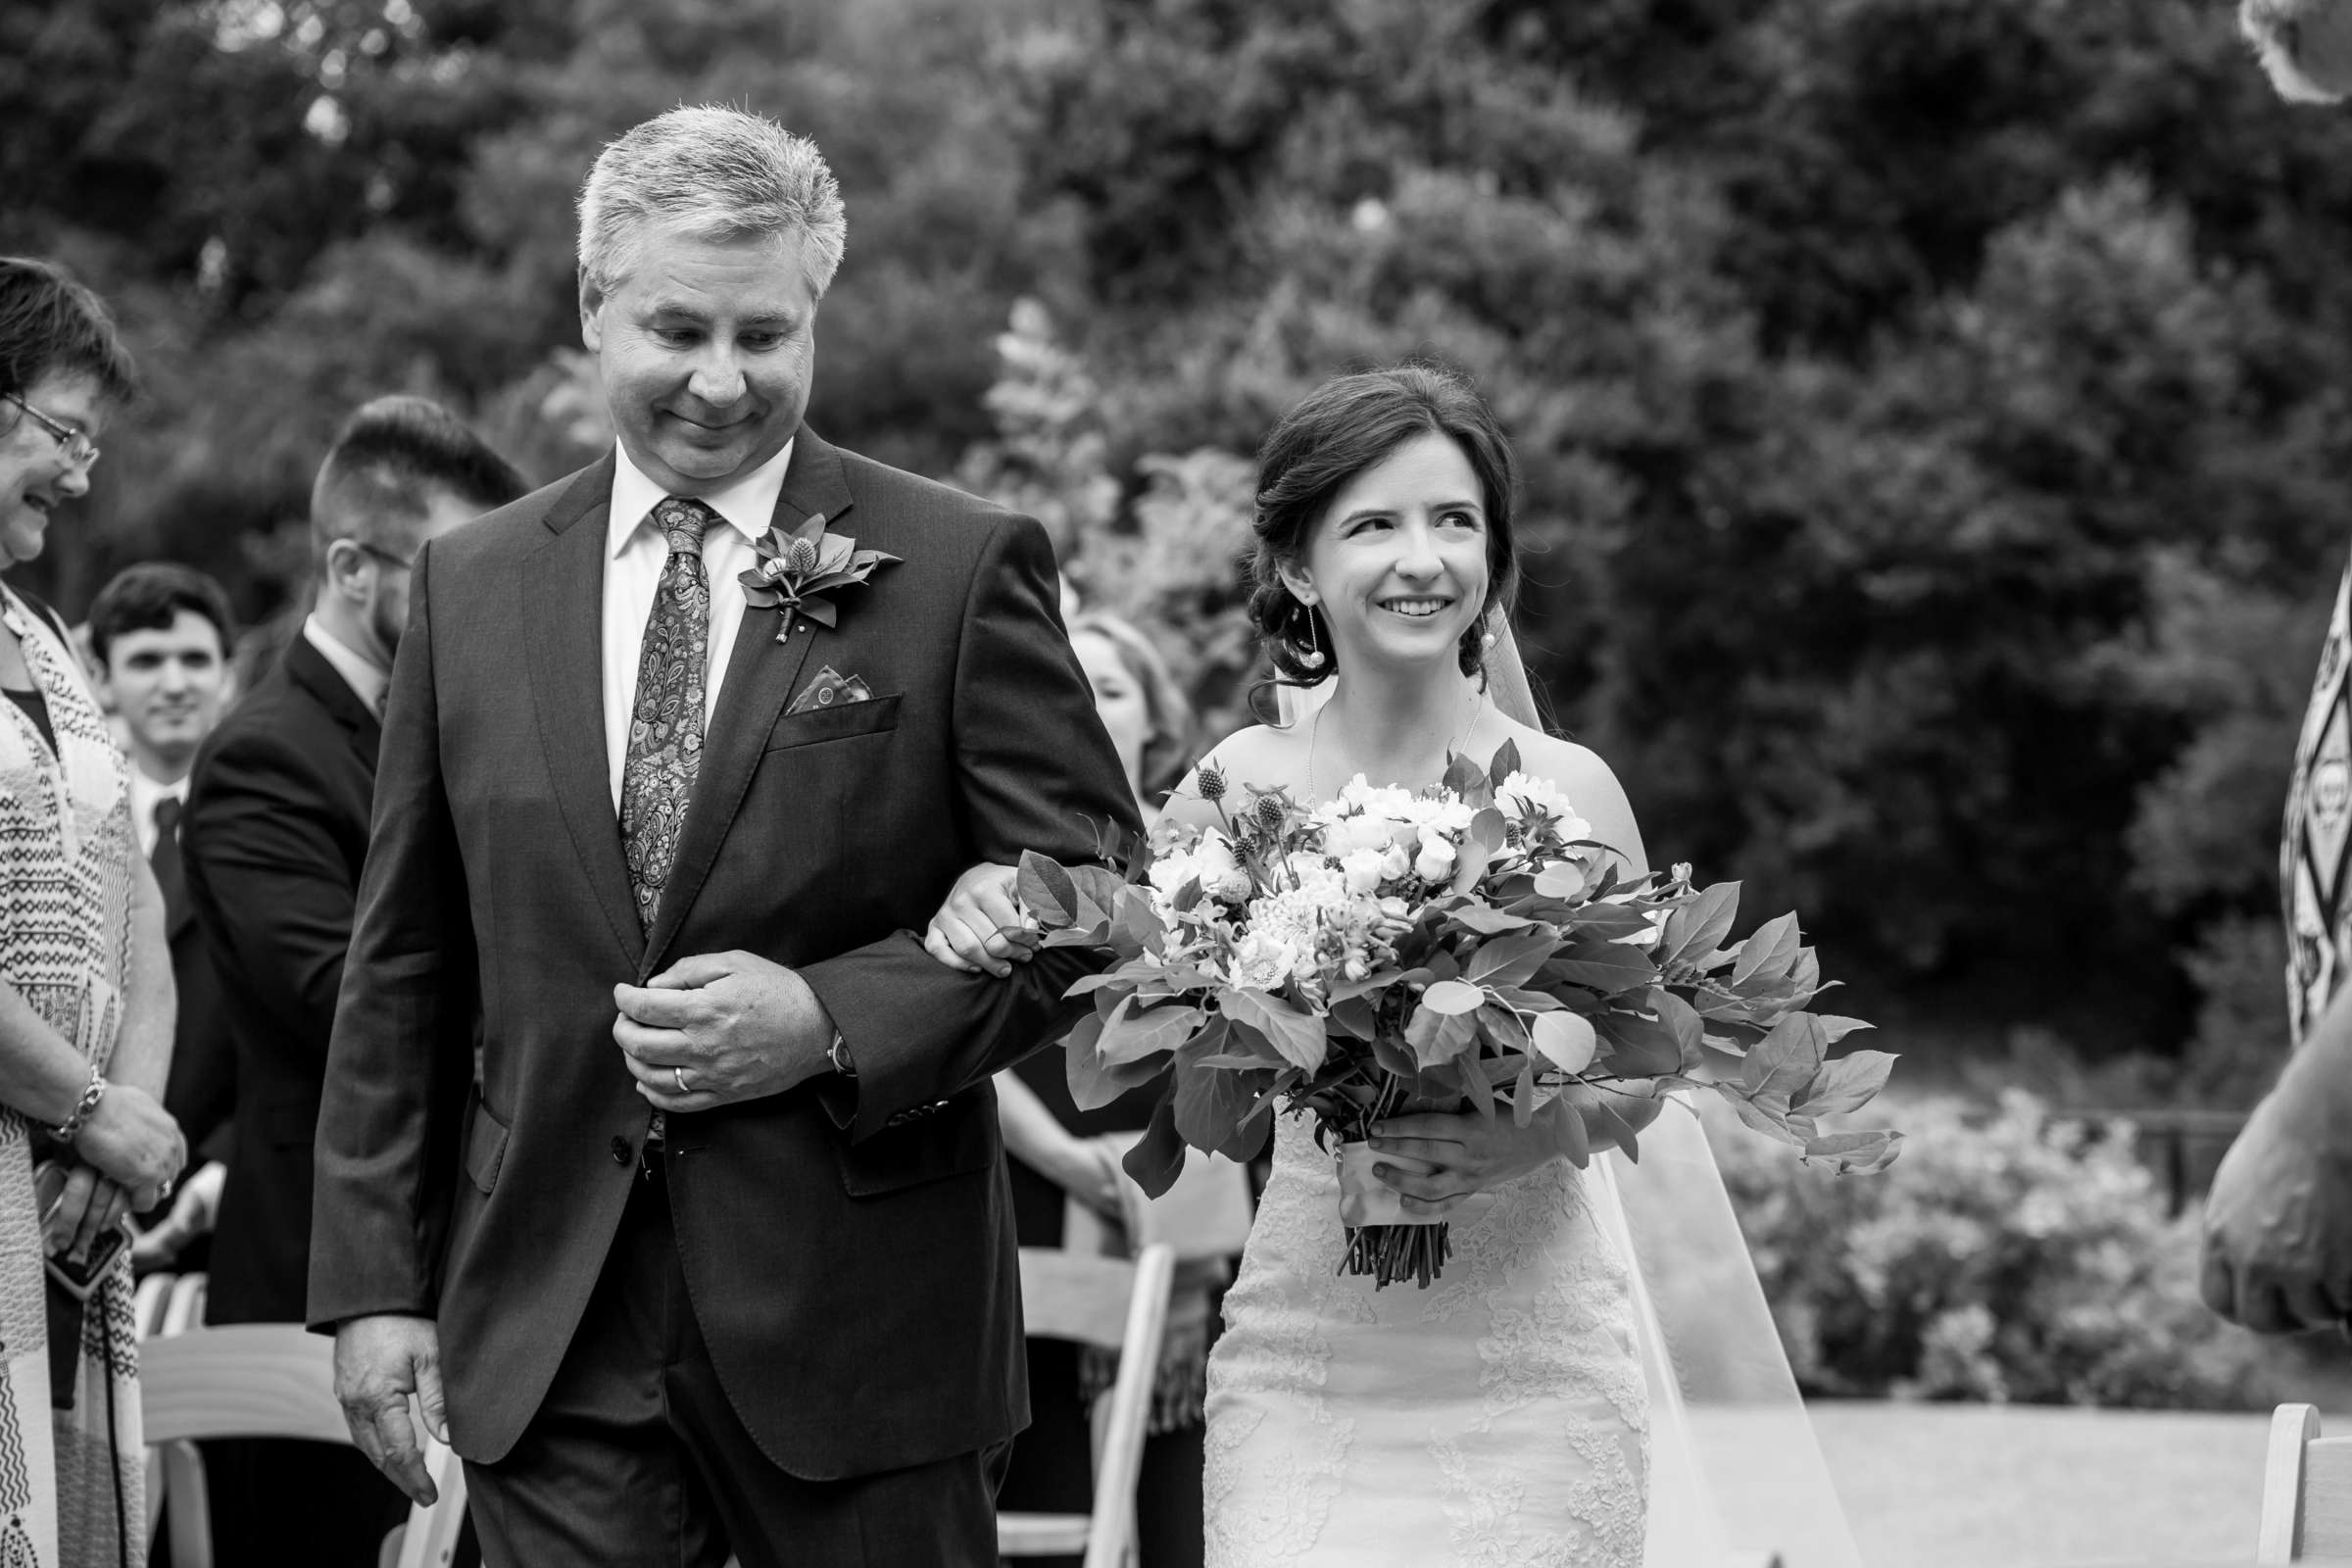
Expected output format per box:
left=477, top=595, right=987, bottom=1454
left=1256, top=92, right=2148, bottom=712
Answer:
left=1018, top=742, right=1902, bottom=1289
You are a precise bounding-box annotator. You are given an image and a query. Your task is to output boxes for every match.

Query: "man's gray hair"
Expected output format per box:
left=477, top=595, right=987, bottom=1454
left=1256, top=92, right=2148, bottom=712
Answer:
left=577, top=106, right=848, bottom=296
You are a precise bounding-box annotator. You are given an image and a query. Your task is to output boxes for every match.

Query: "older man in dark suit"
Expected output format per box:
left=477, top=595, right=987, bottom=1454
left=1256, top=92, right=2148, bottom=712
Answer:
left=182, top=396, right=524, bottom=1564
left=309, top=106, right=1138, bottom=1568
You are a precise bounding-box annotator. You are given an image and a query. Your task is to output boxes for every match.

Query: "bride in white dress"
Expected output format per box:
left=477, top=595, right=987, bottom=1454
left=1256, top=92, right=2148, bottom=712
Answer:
left=926, top=367, right=1862, bottom=1568
left=1162, top=367, right=1654, bottom=1568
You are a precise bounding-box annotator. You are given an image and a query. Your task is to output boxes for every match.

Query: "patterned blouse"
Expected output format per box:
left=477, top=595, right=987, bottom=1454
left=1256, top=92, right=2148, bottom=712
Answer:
left=2284, top=561, right=2352, bottom=1047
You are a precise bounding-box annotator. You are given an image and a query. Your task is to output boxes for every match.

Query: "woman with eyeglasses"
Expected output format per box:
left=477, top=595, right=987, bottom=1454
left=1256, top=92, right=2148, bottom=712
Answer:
left=0, top=256, right=188, bottom=1567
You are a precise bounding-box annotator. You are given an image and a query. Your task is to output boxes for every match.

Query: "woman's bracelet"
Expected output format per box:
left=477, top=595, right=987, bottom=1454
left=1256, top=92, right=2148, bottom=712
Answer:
left=49, top=1064, right=106, bottom=1145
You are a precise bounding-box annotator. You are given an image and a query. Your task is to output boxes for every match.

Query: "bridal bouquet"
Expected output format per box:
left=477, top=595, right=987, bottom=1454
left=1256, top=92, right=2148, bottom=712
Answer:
left=1019, top=745, right=1899, bottom=1288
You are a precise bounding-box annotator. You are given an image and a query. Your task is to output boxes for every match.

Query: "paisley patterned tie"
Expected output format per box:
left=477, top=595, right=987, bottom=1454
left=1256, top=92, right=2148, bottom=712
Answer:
left=620, top=497, right=715, bottom=934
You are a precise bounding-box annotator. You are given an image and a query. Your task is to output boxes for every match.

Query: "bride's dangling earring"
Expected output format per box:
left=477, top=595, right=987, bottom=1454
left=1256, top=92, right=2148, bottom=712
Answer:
left=1298, top=602, right=1327, bottom=670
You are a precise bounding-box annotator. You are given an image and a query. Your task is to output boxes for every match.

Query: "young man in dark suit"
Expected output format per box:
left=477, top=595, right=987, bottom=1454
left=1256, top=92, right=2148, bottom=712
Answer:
left=182, top=396, right=524, bottom=1564
left=310, top=107, right=1139, bottom=1567
left=83, top=564, right=240, bottom=1269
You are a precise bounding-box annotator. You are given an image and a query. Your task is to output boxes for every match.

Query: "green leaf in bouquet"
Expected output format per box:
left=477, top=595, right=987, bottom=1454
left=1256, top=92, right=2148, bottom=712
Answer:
left=1442, top=751, right=1488, bottom=800
left=1556, top=903, right=1654, bottom=943
left=1372, top=1029, right=1419, bottom=1081
left=1788, top=946, right=1822, bottom=993
left=1800, top=1129, right=1902, bottom=1174
left=1421, top=979, right=1486, bottom=1016
left=1065, top=1008, right=1172, bottom=1110
left=1543, top=944, right=1657, bottom=996
left=1098, top=997, right=1207, bottom=1066
left=1815, top=1015, right=1874, bottom=1044
left=1467, top=927, right=1559, bottom=989
left=1479, top=1003, right=1532, bottom=1055
left=1220, top=987, right=1329, bottom=1072
left=1792, top=1049, right=1899, bottom=1119
left=1123, top=1090, right=1189, bottom=1199
left=1172, top=1045, right=1266, bottom=1153
left=1531, top=1010, right=1597, bottom=1074
left=1170, top=876, right=1205, bottom=915
left=1721, top=1086, right=1808, bottom=1148
left=1532, top=860, right=1591, bottom=901
left=1595, top=1008, right=1685, bottom=1076
left=1651, top=991, right=1706, bottom=1055
left=1018, top=852, right=1082, bottom=929
left=1460, top=1053, right=1496, bottom=1118
left=1449, top=808, right=1509, bottom=894
left=1556, top=1085, right=1594, bottom=1165
left=1661, top=881, right=1740, bottom=965
left=1331, top=967, right=1407, bottom=1003
left=1329, top=995, right=1379, bottom=1040
left=1738, top=1014, right=1830, bottom=1101
left=1487, top=739, right=1523, bottom=791
left=1448, top=904, right=1538, bottom=936
left=1063, top=970, right=1140, bottom=999
left=1405, top=1004, right=1479, bottom=1067
left=1730, top=912, right=1803, bottom=986
left=1493, top=987, right=1568, bottom=1019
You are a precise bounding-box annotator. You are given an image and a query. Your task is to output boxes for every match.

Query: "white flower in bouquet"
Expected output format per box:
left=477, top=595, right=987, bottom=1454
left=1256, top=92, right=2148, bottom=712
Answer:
left=1497, top=770, right=1590, bottom=841
left=1227, top=929, right=1303, bottom=992
left=1340, top=846, right=1389, bottom=896
left=1413, top=837, right=1457, bottom=883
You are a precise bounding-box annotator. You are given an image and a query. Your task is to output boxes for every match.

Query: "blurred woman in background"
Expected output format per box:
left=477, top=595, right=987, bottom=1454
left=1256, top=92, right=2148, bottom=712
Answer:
left=0, top=257, right=187, bottom=1567
left=991, top=608, right=1226, bottom=1568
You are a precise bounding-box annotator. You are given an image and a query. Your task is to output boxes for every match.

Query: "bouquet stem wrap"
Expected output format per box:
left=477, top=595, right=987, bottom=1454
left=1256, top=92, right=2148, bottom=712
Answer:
left=1335, top=1142, right=1449, bottom=1288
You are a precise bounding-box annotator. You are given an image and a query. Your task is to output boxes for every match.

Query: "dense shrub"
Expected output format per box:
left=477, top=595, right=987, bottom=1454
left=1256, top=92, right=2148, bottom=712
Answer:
left=1715, top=1089, right=2336, bottom=1408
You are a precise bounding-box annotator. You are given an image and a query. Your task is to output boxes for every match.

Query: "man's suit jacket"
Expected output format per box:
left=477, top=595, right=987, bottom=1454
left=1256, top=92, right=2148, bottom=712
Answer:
left=183, top=632, right=382, bottom=1323
left=309, top=429, right=1141, bottom=1479
left=150, top=809, right=236, bottom=1168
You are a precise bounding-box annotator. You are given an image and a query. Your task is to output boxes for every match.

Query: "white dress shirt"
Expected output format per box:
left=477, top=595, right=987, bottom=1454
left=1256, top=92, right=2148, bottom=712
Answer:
left=129, top=767, right=187, bottom=860
left=302, top=613, right=390, bottom=717
left=602, top=439, right=794, bottom=811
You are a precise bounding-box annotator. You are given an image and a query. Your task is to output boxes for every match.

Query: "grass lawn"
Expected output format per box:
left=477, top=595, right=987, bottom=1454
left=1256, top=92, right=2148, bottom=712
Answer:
left=1797, top=1401, right=2287, bottom=1568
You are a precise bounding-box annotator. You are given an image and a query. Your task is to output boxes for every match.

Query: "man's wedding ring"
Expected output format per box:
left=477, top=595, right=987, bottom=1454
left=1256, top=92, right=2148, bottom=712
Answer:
left=673, top=1065, right=692, bottom=1096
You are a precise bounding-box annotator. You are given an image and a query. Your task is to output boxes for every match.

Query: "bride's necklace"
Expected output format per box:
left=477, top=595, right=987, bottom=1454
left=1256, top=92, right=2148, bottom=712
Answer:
left=1306, top=687, right=1488, bottom=804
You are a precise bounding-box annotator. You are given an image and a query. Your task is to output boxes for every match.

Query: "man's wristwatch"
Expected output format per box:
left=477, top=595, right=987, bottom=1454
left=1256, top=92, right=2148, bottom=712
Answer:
left=826, top=1031, right=857, bottom=1080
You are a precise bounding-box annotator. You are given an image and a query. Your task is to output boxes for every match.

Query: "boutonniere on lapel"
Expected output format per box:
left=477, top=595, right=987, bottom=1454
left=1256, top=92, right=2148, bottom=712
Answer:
left=738, top=513, right=901, bottom=642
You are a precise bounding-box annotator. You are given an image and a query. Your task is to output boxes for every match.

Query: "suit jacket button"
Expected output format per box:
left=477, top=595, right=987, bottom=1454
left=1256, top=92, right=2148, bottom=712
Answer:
left=610, top=1136, right=633, bottom=1166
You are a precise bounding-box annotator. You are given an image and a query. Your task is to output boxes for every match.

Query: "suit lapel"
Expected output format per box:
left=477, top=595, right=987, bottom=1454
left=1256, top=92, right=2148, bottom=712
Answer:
left=520, top=454, right=646, bottom=970
left=641, top=430, right=856, bottom=974
left=280, top=633, right=382, bottom=772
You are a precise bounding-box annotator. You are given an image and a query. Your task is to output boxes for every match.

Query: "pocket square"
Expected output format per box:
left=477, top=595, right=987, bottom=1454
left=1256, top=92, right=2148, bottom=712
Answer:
left=787, top=665, right=872, bottom=714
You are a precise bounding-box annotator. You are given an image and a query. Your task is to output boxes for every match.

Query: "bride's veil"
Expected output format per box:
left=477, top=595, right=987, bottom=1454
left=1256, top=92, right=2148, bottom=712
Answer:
left=1280, top=612, right=1864, bottom=1568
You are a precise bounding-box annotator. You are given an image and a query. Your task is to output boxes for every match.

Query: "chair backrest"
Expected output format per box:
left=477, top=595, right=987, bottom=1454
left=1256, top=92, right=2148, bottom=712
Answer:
left=1014, top=1246, right=1176, bottom=1568
left=2261, top=1402, right=2352, bottom=1561
left=140, top=1324, right=351, bottom=1446
left=140, top=1316, right=466, bottom=1568
left=1017, top=1250, right=1147, bottom=1350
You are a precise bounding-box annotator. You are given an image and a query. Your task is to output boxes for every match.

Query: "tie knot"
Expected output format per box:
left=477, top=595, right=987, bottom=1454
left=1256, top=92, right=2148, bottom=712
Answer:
left=653, top=497, right=716, bottom=557
left=153, top=795, right=180, bottom=839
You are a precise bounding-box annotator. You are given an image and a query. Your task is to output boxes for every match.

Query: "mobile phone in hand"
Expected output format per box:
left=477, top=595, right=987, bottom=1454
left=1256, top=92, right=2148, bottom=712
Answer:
left=31, top=1161, right=128, bottom=1301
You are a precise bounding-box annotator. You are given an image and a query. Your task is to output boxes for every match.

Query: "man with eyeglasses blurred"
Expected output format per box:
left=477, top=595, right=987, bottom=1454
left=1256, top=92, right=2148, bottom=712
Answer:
left=181, top=395, right=525, bottom=1565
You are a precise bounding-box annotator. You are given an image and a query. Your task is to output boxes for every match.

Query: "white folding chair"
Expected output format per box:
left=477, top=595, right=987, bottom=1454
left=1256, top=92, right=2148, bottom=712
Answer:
left=998, top=1244, right=1176, bottom=1568
left=2261, top=1402, right=2352, bottom=1562
left=139, top=1315, right=467, bottom=1568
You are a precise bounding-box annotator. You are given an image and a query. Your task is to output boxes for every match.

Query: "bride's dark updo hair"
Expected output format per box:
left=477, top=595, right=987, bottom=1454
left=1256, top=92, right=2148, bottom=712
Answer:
left=1246, top=363, right=1520, bottom=690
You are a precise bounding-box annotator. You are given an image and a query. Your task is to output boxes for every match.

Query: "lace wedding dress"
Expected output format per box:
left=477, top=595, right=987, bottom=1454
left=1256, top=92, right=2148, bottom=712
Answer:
left=1201, top=1112, right=1648, bottom=1567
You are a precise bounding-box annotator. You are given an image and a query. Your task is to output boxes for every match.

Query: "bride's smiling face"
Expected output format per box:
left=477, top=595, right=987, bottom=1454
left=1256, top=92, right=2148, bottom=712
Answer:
left=1283, top=430, right=1492, bottom=674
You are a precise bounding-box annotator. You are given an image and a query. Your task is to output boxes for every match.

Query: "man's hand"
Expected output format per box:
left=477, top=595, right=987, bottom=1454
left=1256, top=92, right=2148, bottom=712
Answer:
left=2200, top=1079, right=2352, bottom=1332
left=130, top=1160, right=226, bottom=1270
left=334, top=1313, right=447, bottom=1506
left=614, top=951, right=835, bottom=1115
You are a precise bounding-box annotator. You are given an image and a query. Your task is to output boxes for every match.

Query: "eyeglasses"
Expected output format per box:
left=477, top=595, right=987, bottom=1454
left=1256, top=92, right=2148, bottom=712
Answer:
left=2, top=393, right=99, bottom=470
